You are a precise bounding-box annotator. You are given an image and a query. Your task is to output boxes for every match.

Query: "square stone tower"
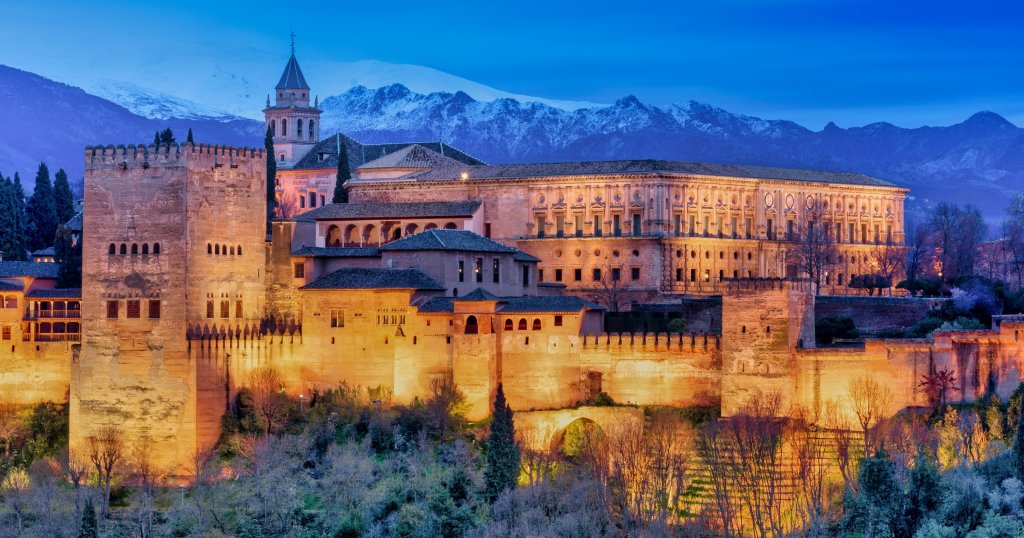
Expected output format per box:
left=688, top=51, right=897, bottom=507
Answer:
left=720, top=278, right=815, bottom=415
left=72, top=143, right=266, bottom=474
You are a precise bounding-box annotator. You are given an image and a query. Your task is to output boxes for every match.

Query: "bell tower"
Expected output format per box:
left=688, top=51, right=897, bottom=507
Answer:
left=264, top=33, right=321, bottom=168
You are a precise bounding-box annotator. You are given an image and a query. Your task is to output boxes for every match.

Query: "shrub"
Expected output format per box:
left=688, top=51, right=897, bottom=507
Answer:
left=816, top=316, right=858, bottom=344
left=666, top=318, right=686, bottom=333
left=592, top=392, right=615, bottom=407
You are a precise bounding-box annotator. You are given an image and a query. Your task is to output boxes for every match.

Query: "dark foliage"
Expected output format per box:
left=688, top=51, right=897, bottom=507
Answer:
left=816, top=316, right=859, bottom=344
left=53, top=168, right=75, bottom=224
left=77, top=497, right=98, bottom=538
left=333, top=138, right=351, bottom=204
left=484, top=383, right=520, bottom=503
left=24, top=162, right=58, bottom=252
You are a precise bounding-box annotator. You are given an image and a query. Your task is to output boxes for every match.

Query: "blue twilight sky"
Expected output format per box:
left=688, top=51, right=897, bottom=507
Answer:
left=1, top=0, right=1021, bottom=128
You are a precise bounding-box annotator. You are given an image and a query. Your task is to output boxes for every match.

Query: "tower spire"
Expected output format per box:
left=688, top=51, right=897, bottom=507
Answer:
left=290, top=29, right=296, bottom=54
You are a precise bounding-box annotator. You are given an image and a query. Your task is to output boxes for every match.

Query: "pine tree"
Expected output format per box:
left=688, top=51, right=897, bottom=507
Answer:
left=186, top=128, right=194, bottom=144
left=160, top=128, right=175, bottom=145
left=24, top=163, right=58, bottom=252
left=484, top=383, right=520, bottom=503
left=54, top=168, right=75, bottom=224
left=78, top=497, right=98, bottom=538
left=265, top=125, right=277, bottom=221
left=333, top=135, right=351, bottom=204
left=153, top=131, right=160, bottom=145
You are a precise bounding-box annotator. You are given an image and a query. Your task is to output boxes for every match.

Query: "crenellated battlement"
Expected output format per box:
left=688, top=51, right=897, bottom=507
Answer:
left=581, top=331, right=720, bottom=351
left=723, top=277, right=815, bottom=294
left=84, top=143, right=265, bottom=170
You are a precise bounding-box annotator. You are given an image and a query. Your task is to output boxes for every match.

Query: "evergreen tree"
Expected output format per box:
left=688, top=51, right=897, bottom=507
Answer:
left=54, top=168, right=75, bottom=224
left=55, top=228, right=82, bottom=288
left=9, top=173, right=27, bottom=260
left=854, top=449, right=906, bottom=538
left=77, top=497, right=98, bottom=538
left=483, top=383, right=520, bottom=503
left=186, top=128, right=194, bottom=144
left=0, top=175, right=16, bottom=260
left=153, top=131, right=160, bottom=145
left=1014, top=390, right=1024, bottom=479
left=265, top=125, right=277, bottom=221
left=905, top=452, right=943, bottom=534
left=24, top=163, right=58, bottom=252
left=159, top=128, right=175, bottom=145
left=333, top=136, right=351, bottom=204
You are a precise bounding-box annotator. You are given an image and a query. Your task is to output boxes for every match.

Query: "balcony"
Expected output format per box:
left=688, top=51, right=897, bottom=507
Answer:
left=24, top=309, right=81, bottom=320
left=32, top=333, right=80, bottom=342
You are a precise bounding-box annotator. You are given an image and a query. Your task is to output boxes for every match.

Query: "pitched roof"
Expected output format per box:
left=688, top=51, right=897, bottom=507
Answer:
left=513, top=250, right=542, bottom=263
left=417, top=294, right=604, bottom=314
left=62, top=212, right=82, bottom=232
left=358, top=144, right=468, bottom=171
left=301, top=268, right=445, bottom=291
left=26, top=288, right=81, bottom=298
left=32, top=247, right=55, bottom=257
left=379, top=229, right=516, bottom=254
left=276, top=53, right=310, bottom=90
left=290, top=132, right=484, bottom=171
left=291, top=246, right=381, bottom=258
left=0, top=281, right=22, bottom=292
left=403, top=160, right=899, bottom=188
left=295, top=200, right=481, bottom=221
left=0, top=262, right=59, bottom=278
left=456, top=288, right=499, bottom=302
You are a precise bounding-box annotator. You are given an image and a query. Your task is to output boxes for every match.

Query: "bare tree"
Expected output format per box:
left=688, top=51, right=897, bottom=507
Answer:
left=929, top=202, right=987, bottom=286
left=0, top=400, right=23, bottom=466
left=130, top=438, right=164, bottom=537
left=695, top=420, right=740, bottom=537
left=0, top=467, right=31, bottom=533
left=848, top=375, right=893, bottom=451
left=727, top=391, right=788, bottom=538
left=785, top=218, right=837, bottom=293
left=869, top=242, right=907, bottom=294
left=821, top=399, right=859, bottom=492
left=586, top=264, right=627, bottom=313
left=274, top=190, right=300, bottom=220
left=790, top=406, right=838, bottom=536
left=249, top=366, right=288, bottom=436
left=904, top=220, right=934, bottom=287
left=88, top=425, right=125, bottom=519
left=919, top=367, right=960, bottom=412
left=517, top=426, right=557, bottom=487
left=61, top=448, right=90, bottom=516
left=1003, top=193, right=1024, bottom=287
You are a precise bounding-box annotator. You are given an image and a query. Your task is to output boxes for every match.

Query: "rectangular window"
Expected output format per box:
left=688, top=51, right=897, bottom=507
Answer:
left=574, top=268, right=582, bottom=281
left=293, top=263, right=304, bottom=278
left=718, top=218, right=723, bottom=237
left=703, top=215, right=710, bottom=236
left=690, top=269, right=697, bottom=282
left=631, top=267, right=641, bottom=281
left=611, top=268, right=621, bottom=281
left=320, top=194, right=326, bottom=207
left=594, top=218, right=603, bottom=237
left=767, top=218, right=774, bottom=240
left=536, top=216, right=546, bottom=238
left=838, top=273, right=845, bottom=285
left=555, top=268, right=563, bottom=282
left=632, top=214, right=642, bottom=237
left=887, top=225, right=893, bottom=244
left=485, top=223, right=492, bottom=238
left=206, top=301, right=214, bottom=319
left=673, top=214, right=681, bottom=237
left=676, top=268, right=683, bottom=281
left=555, top=215, right=565, bottom=237
left=689, top=215, right=696, bottom=235
left=538, top=269, right=544, bottom=282
left=475, top=258, right=483, bottom=283
left=299, top=196, right=305, bottom=209
left=745, top=218, right=752, bottom=239
left=731, top=217, right=738, bottom=238
left=126, top=300, right=141, bottom=319
left=1, top=327, right=9, bottom=340
left=492, top=259, right=500, bottom=283
left=575, top=215, right=584, bottom=237
left=235, top=300, right=243, bottom=319
left=592, top=268, right=602, bottom=281
left=786, top=220, right=795, bottom=240
left=458, top=261, right=465, bottom=282
left=522, top=265, right=530, bottom=286
left=107, top=300, right=119, bottom=319
left=309, top=192, right=317, bottom=208
left=862, top=224, right=868, bottom=244
left=874, top=224, right=880, bottom=243
left=613, top=215, right=622, bottom=237
left=849, top=223, right=855, bottom=243
left=220, top=301, right=229, bottom=319
left=554, top=315, right=563, bottom=327
left=836, top=222, right=843, bottom=243
left=330, top=309, right=344, bottom=328
left=148, top=300, right=161, bottom=319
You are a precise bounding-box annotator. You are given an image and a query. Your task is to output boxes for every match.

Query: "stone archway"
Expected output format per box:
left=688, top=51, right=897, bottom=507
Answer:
left=513, top=406, right=644, bottom=452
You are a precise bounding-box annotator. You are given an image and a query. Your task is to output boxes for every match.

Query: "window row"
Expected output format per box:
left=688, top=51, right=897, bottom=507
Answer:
left=323, top=222, right=459, bottom=247
left=458, top=258, right=502, bottom=284
left=269, top=118, right=315, bottom=140
left=108, top=243, right=161, bottom=256
left=36, top=321, right=80, bottom=334
left=106, top=300, right=161, bottom=319
left=539, top=267, right=641, bottom=283
left=495, top=316, right=562, bottom=332
left=205, top=300, right=245, bottom=319
left=207, top=243, right=243, bottom=256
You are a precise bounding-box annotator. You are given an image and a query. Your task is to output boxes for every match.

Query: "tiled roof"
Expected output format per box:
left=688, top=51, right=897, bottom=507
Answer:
left=301, top=268, right=445, bottom=291
left=513, top=250, right=541, bottom=263
left=62, top=212, right=82, bottom=232
left=26, top=288, right=81, bottom=298
left=380, top=229, right=517, bottom=254
left=32, top=247, right=55, bottom=257
left=0, top=281, right=22, bottom=292
left=276, top=53, right=310, bottom=90
left=290, top=132, right=484, bottom=171
left=295, top=200, right=481, bottom=221
left=0, top=262, right=59, bottom=279
left=291, top=246, right=381, bottom=258
left=403, top=160, right=899, bottom=188
left=456, top=288, right=499, bottom=302
left=417, top=294, right=604, bottom=314
left=357, top=144, right=467, bottom=171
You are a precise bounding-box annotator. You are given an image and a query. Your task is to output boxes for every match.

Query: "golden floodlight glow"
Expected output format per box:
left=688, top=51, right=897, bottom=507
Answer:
left=460, top=171, right=469, bottom=180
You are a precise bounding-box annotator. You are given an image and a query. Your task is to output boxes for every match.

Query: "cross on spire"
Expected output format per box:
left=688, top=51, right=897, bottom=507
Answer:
left=290, top=29, right=296, bottom=54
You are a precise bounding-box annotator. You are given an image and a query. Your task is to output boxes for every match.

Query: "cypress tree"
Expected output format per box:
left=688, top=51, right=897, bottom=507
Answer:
left=159, top=128, right=175, bottom=145
left=1014, top=392, right=1024, bottom=479
left=186, top=128, right=194, bottom=144
left=484, top=383, right=520, bottom=503
left=24, top=163, right=58, bottom=252
left=0, top=175, right=14, bottom=260
left=265, top=125, right=277, bottom=221
left=153, top=131, right=160, bottom=145
left=77, top=497, right=98, bottom=538
left=9, top=173, right=27, bottom=260
left=54, top=168, right=75, bottom=224
left=905, top=452, right=942, bottom=534
left=333, top=135, right=351, bottom=204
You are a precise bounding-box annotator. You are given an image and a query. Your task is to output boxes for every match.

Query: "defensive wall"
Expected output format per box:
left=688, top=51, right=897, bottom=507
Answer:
left=0, top=342, right=74, bottom=405
left=815, top=295, right=946, bottom=336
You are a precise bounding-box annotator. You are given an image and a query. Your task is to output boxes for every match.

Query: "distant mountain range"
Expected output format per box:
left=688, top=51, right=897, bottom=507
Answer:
left=2, top=64, right=1022, bottom=221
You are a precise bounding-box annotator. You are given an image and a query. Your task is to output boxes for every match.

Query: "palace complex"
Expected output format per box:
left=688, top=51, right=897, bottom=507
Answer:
left=1, top=47, right=1023, bottom=474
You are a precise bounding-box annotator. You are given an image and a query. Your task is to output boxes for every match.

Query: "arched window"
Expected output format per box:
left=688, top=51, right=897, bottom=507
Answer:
left=363, top=224, right=379, bottom=245
left=141, top=244, right=149, bottom=255
left=215, top=244, right=220, bottom=255
left=532, top=319, right=542, bottom=331
left=405, top=223, right=419, bottom=236
left=108, top=243, right=115, bottom=255
left=453, top=288, right=459, bottom=297
left=120, top=244, right=127, bottom=255
left=207, top=243, right=212, bottom=255
left=465, top=315, right=479, bottom=335
left=131, top=244, right=138, bottom=255
left=424, top=223, right=438, bottom=230
left=391, top=228, right=401, bottom=241
left=326, top=225, right=342, bottom=247
left=308, top=120, right=314, bottom=139
left=271, top=119, right=276, bottom=135
left=504, top=319, right=513, bottom=331
left=518, top=318, right=527, bottom=330
left=297, top=119, right=303, bottom=139
left=282, top=119, right=288, bottom=137
left=153, top=243, right=160, bottom=255
left=444, top=222, right=458, bottom=230
left=236, top=245, right=241, bottom=256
